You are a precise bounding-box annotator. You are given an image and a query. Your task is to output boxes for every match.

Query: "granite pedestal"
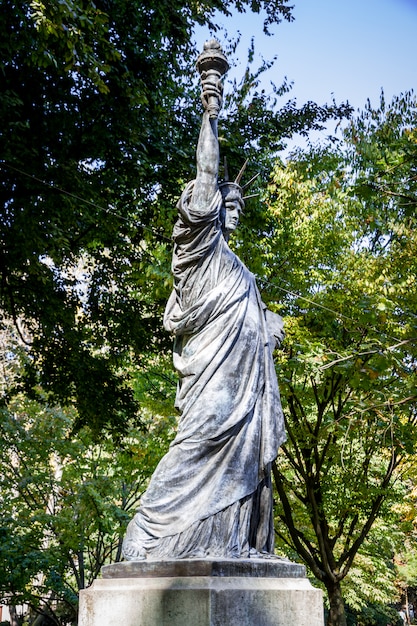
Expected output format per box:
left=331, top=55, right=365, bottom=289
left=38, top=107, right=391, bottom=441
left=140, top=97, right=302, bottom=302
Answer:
left=78, top=559, right=324, bottom=626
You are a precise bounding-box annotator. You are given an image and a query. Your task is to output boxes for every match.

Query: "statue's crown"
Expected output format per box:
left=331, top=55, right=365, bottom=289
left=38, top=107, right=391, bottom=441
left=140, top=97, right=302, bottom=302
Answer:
left=219, top=159, right=259, bottom=202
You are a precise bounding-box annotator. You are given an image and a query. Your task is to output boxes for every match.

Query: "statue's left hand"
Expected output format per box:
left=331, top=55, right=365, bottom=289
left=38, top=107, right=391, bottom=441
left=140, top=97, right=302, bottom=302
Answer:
left=265, top=309, right=285, bottom=349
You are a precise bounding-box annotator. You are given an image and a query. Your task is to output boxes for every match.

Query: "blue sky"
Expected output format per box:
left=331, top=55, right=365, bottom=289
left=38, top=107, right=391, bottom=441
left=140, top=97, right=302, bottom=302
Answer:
left=195, top=0, right=417, bottom=146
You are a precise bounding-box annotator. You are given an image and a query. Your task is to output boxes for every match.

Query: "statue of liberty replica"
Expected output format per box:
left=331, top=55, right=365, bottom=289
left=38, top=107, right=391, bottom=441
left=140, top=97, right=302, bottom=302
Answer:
left=123, top=39, right=286, bottom=562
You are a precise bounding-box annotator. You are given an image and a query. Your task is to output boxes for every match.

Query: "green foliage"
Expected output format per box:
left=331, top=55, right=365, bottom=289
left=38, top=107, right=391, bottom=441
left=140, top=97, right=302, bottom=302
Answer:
left=348, top=604, right=403, bottom=626
left=263, top=92, right=417, bottom=625
left=0, top=317, right=177, bottom=622
left=0, top=391, right=175, bottom=623
left=1, top=0, right=201, bottom=436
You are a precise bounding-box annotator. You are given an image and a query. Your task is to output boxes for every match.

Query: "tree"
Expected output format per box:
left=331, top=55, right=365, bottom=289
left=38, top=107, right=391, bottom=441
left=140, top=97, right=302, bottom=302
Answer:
left=0, top=391, right=176, bottom=624
left=0, top=313, right=179, bottom=624
left=0, top=0, right=352, bottom=437
left=260, top=92, right=417, bottom=626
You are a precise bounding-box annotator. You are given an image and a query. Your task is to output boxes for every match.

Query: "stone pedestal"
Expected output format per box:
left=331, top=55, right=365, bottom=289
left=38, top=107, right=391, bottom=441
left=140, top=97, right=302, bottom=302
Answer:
left=79, top=559, right=324, bottom=626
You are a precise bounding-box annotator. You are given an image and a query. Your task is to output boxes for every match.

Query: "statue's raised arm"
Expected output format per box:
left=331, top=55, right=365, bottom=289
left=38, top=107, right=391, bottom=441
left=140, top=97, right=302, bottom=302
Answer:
left=190, top=40, right=229, bottom=213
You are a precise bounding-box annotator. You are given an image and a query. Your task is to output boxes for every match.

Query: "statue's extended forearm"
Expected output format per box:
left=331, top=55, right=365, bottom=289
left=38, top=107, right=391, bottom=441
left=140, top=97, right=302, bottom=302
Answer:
left=196, top=112, right=218, bottom=179
left=191, top=113, right=219, bottom=210
left=190, top=40, right=228, bottom=212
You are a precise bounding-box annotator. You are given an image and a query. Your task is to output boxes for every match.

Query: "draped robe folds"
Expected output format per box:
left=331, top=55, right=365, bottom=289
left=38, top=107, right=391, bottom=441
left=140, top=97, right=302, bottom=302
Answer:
left=122, top=181, right=286, bottom=560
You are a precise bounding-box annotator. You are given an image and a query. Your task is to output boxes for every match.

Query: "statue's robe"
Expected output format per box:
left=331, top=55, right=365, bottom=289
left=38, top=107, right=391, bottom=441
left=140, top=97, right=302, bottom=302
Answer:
left=123, top=182, right=285, bottom=559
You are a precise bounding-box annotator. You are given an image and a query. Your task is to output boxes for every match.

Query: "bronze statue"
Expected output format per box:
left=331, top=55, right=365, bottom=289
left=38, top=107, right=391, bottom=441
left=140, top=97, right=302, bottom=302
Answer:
left=123, top=40, right=285, bottom=561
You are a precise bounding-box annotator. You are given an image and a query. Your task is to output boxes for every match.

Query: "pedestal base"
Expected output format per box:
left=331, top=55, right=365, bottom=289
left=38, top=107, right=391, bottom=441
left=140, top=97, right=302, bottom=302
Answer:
left=79, top=560, right=324, bottom=626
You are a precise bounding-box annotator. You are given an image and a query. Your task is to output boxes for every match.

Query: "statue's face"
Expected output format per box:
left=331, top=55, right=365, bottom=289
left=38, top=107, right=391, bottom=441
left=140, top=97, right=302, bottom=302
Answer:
left=223, top=193, right=242, bottom=232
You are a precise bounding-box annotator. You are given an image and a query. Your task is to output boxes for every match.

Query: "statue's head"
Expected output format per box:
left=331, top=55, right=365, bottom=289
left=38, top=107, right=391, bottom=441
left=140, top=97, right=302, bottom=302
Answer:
left=219, top=182, right=244, bottom=235
left=219, top=157, right=247, bottom=238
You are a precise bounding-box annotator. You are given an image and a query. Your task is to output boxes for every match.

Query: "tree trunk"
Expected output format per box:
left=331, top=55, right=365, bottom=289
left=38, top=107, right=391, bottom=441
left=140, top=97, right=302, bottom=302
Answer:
left=326, top=580, right=347, bottom=626
left=9, top=604, right=20, bottom=626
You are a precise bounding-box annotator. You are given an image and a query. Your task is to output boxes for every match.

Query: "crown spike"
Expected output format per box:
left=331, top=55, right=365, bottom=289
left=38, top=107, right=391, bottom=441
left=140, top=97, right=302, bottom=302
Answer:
left=242, top=172, right=260, bottom=190
left=234, top=159, right=248, bottom=186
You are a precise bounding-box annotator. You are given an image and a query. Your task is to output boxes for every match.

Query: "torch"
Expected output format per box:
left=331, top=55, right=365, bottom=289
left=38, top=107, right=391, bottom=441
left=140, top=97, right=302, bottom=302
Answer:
left=196, top=39, right=229, bottom=119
